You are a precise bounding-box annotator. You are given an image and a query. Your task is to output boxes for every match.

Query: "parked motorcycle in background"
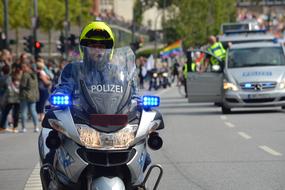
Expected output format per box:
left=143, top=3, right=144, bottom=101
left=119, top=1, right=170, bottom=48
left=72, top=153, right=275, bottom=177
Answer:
left=38, top=47, right=164, bottom=190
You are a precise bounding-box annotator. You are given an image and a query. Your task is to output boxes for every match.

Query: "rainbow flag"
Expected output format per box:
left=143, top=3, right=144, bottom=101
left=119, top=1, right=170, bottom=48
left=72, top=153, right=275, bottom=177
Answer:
left=160, top=40, right=183, bottom=58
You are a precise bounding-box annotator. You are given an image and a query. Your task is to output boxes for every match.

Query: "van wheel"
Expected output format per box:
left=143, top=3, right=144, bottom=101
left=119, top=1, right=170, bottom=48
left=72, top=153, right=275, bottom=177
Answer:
left=222, top=106, right=231, bottom=114
left=282, top=106, right=285, bottom=109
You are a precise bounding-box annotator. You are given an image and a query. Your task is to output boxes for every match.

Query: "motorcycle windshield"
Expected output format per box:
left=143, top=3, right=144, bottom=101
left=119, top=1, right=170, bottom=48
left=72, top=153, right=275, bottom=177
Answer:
left=78, top=46, right=136, bottom=114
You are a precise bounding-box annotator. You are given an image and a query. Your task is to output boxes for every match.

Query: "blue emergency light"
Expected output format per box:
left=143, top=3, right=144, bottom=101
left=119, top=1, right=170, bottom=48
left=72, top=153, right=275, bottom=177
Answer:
left=244, top=83, right=252, bottom=88
left=142, top=96, right=160, bottom=108
left=50, top=95, right=71, bottom=106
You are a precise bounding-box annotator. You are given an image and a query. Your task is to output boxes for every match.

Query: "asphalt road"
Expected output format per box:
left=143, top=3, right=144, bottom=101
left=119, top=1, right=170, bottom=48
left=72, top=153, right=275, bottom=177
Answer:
left=0, top=86, right=285, bottom=190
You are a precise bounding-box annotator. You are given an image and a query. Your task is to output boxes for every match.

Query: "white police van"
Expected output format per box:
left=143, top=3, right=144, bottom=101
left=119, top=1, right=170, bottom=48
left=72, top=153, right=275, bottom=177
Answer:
left=187, top=38, right=285, bottom=114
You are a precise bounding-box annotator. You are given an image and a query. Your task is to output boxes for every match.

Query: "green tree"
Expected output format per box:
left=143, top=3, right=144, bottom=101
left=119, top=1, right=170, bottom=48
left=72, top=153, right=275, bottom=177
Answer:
left=133, top=0, right=146, bottom=26
left=38, top=0, right=65, bottom=57
left=0, top=1, right=3, bottom=27
left=155, top=0, right=175, bottom=9
left=9, top=0, right=31, bottom=55
left=69, top=0, right=92, bottom=28
left=163, top=0, right=236, bottom=48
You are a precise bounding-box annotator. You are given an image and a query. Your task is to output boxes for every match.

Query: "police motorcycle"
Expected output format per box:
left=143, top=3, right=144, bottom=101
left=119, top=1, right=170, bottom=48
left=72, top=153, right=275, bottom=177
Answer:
left=38, top=47, right=164, bottom=190
left=148, top=68, right=160, bottom=91
left=159, top=70, right=171, bottom=89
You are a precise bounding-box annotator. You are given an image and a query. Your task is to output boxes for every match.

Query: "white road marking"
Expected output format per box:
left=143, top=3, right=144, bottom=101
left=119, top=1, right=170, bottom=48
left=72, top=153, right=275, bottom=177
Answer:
left=259, top=145, right=282, bottom=156
left=220, top=116, right=227, bottom=120
left=225, top=122, right=235, bottom=128
left=238, top=132, right=252, bottom=140
left=156, top=89, right=169, bottom=96
left=24, top=163, right=42, bottom=190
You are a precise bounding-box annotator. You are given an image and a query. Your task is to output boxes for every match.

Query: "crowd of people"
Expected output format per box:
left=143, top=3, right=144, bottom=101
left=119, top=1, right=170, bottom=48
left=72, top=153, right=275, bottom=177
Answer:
left=237, top=8, right=285, bottom=38
left=0, top=49, right=68, bottom=133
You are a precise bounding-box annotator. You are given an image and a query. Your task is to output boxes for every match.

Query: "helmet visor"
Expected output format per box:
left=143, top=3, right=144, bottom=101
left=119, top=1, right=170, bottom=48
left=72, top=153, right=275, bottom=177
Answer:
left=81, top=46, right=112, bottom=72
left=80, top=29, right=114, bottom=49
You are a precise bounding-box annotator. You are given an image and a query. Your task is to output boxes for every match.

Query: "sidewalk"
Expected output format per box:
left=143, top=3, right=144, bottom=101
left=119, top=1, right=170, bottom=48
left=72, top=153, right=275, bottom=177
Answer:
left=0, top=118, right=40, bottom=134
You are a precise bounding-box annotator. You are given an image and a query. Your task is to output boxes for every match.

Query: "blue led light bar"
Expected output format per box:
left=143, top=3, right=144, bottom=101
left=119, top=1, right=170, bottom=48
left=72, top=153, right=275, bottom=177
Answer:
left=244, top=83, right=252, bottom=88
left=50, top=95, right=71, bottom=106
left=142, top=96, right=160, bottom=108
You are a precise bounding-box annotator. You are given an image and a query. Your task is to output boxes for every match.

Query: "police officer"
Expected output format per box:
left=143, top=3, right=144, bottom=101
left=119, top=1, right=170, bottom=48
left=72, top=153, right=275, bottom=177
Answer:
left=50, top=20, right=151, bottom=170
left=200, top=35, right=226, bottom=72
left=53, top=21, right=116, bottom=96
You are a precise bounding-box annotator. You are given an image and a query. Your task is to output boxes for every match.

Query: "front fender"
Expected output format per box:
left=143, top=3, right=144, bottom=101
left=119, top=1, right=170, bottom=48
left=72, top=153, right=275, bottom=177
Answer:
left=91, top=177, right=125, bottom=190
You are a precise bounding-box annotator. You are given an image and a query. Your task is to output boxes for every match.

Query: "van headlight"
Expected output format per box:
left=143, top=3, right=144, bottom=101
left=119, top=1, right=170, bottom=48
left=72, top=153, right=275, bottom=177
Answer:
left=279, top=80, right=285, bottom=89
left=76, top=124, right=138, bottom=150
left=223, top=81, right=239, bottom=91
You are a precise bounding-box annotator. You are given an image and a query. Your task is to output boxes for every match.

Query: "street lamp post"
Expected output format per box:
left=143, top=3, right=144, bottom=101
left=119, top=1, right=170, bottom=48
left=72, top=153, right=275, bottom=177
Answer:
left=64, top=0, right=70, bottom=60
left=154, top=11, right=163, bottom=67
left=32, top=0, right=38, bottom=59
left=3, top=0, right=9, bottom=48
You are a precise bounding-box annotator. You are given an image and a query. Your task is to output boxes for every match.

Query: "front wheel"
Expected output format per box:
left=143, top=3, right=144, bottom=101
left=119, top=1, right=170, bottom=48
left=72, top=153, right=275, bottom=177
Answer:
left=221, top=106, right=231, bottom=114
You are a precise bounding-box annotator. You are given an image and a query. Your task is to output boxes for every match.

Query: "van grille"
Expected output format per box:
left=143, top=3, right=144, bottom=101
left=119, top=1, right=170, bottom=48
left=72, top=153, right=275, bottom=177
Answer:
left=240, top=82, right=276, bottom=91
left=243, top=98, right=275, bottom=103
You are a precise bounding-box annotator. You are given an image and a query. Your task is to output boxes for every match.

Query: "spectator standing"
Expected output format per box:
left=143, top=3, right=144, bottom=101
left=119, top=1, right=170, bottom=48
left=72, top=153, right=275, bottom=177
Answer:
left=0, top=49, right=13, bottom=128
left=172, top=59, right=180, bottom=84
left=0, top=63, right=11, bottom=111
left=19, top=61, right=39, bottom=133
left=12, top=52, right=28, bottom=75
left=0, top=49, right=13, bottom=73
left=0, top=72, right=21, bottom=133
left=36, top=59, right=51, bottom=122
left=138, top=57, right=146, bottom=89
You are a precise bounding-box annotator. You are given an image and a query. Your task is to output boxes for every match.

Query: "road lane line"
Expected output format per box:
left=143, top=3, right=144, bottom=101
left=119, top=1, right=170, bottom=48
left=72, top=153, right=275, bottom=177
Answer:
left=225, top=122, right=235, bottom=128
left=24, top=163, right=42, bottom=190
left=220, top=116, right=227, bottom=120
left=238, top=132, right=252, bottom=140
left=259, top=145, right=282, bottom=156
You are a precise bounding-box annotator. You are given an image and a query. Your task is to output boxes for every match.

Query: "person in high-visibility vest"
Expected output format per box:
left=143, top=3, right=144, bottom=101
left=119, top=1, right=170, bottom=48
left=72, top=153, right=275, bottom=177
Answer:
left=200, top=35, right=226, bottom=72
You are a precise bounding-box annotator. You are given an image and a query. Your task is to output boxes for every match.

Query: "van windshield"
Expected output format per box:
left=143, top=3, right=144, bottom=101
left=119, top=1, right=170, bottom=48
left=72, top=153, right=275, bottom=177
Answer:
left=228, top=47, right=285, bottom=68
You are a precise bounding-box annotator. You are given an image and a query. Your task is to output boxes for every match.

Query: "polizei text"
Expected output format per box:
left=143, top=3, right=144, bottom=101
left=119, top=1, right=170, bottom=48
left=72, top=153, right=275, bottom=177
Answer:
left=91, top=84, right=123, bottom=93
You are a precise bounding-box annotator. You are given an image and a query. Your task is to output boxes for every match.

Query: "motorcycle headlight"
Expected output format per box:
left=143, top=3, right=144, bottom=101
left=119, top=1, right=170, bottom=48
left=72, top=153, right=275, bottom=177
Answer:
left=76, top=124, right=138, bottom=150
left=223, top=81, right=239, bottom=91
left=279, top=79, right=285, bottom=89
left=162, top=72, right=168, bottom=77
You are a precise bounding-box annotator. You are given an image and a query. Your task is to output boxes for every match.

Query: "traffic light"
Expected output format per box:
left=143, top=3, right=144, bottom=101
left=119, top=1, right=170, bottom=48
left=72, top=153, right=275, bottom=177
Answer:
left=34, top=41, right=43, bottom=58
left=24, top=35, right=34, bottom=53
left=57, top=34, right=65, bottom=55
